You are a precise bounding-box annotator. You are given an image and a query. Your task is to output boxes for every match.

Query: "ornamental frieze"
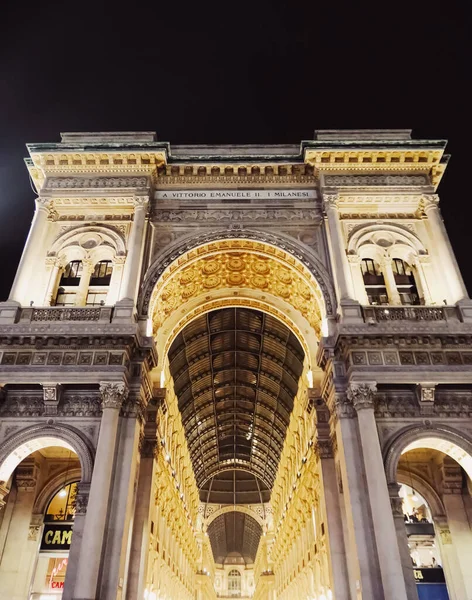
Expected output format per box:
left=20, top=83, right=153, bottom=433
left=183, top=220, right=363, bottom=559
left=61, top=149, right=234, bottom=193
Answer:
left=45, top=176, right=149, bottom=189
left=152, top=209, right=321, bottom=223
left=324, top=174, right=430, bottom=186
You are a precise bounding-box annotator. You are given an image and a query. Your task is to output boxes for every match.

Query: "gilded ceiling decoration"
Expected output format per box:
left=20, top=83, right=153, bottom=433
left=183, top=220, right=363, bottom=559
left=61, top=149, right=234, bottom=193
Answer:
left=152, top=248, right=323, bottom=338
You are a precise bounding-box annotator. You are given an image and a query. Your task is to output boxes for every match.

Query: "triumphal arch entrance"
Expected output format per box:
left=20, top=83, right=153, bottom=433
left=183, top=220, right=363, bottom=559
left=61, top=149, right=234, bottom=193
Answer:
left=1, top=129, right=472, bottom=600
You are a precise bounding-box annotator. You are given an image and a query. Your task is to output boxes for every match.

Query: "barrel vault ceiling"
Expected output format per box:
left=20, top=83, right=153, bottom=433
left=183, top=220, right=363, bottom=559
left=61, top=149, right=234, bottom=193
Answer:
left=168, top=307, right=305, bottom=563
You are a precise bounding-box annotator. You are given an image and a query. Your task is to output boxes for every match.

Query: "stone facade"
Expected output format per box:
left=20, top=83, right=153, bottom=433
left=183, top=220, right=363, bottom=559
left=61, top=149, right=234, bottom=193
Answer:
left=0, top=129, right=471, bottom=600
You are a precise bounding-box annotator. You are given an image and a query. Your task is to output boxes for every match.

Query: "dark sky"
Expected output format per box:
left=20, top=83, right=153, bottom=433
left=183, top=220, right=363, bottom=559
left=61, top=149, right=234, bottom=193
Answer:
left=0, top=0, right=470, bottom=301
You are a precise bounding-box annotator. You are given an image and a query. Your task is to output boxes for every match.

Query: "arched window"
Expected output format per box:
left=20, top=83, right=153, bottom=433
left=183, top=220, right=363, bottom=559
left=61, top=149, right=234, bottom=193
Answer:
left=55, top=261, right=83, bottom=306
left=228, top=569, right=241, bottom=595
left=392, top=259, right=420, bottom=305
left=59, top=261, right=82, bottom=285
left=45, top=482, right=78, bottom=522
left=87, top=260, right=113, bottom=306
left=361, top=258, right=388, bottom=305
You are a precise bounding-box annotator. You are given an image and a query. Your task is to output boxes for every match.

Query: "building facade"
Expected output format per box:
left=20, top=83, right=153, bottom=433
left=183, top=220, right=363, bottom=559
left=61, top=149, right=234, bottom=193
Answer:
left=0, top=129, right=471, bottom=600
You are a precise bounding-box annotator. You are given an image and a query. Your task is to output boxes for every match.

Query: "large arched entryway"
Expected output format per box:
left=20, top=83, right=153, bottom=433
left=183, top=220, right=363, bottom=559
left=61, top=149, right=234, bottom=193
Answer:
left=141, top=238, right=335, bottom=600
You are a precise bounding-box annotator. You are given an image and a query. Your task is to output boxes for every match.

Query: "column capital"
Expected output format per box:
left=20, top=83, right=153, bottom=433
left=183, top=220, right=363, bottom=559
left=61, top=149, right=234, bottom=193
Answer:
left=387, top=482, right=404, bottom=518
left=99, top=381, right=128, bottom=410
left=133, top=195, right=150, bottom=210
left=314, top=438, right=334, bottom=459
left=322, top=193, right=340, bottom=211
left=421, top=194, right=440, bottom=212
left=347, top=253, right=362, bottom=265
left=35, top=196, right=53, bottom=211
left=81, top=257, right=95, bottom=272
left=75, top=482, right=90, bottom=515
left=330, top=392, right=356, bottom=420
left=347, top=381, right=377, bottom=411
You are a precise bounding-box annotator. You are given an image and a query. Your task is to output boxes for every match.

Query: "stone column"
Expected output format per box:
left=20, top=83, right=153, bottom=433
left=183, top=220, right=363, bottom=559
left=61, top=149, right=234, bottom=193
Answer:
left=323, top=194, right=361, bottom=322
left=348, top=382, right=409, bottom=600
left=388, top=483, right=419, bottom=600
left=433, top=519, right=467, bottom=600
left=119, top=197, right=149, bottom=303
left=413, top=256, right=433, bottom=305
left=380, top=258, right=401, bottom=305
left=100, top=393, right=144, bottom=600
left=74, top=258, right=94, bottom=306
left=9, top=198, right=54, bottom=303
left=43, top=257, right=62, bottom=306
left=72, top=381, right=128, bottom=600
left=62, top=483, right=90, bottom=600
left=348, top=255, right=369, bottom=305
left=315, top=437, right=351, bottom=600
left=423, top=195, right=468, bottom=303
left=106, top=256, right=126, bottom=305
left=126, top=396, right=159, bottom=600
left=442, top=492, right=472, bottom=597
left=0, top=458, right=39, bottom=600
left=330, top=392, right=384, bottom=599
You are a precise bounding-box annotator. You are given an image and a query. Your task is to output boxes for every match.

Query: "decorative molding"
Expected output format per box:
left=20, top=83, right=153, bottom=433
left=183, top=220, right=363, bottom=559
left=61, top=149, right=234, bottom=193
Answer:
left=100, top=382, right=128, bottom=410
left=325, top=174, right=429, bottom=186
left=152, top=209, right=321, bottom=223
left=42, top=384, right=62, bottom=416
left=46, top=176, right=149, bottom=189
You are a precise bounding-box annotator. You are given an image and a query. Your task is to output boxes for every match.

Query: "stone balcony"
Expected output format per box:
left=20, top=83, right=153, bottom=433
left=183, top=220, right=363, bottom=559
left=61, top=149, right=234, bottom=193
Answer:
left=362, top=305, right=448, bottom=323
left=18, top=306, right=114, bottom=323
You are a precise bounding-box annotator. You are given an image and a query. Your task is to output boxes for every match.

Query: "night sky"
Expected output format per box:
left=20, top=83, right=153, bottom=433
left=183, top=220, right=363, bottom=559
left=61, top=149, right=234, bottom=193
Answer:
left=0, top=1, right=470, bottom=301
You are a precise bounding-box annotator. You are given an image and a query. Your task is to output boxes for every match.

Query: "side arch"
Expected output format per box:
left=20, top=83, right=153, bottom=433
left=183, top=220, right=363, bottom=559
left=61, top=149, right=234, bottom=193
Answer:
left=396, top=468, right=446, bottom=519
left=138, top=228, right=336, bottom=318
left=0, top=423, right=95, bottom=484
left=384, top=424, right=472, bottom=484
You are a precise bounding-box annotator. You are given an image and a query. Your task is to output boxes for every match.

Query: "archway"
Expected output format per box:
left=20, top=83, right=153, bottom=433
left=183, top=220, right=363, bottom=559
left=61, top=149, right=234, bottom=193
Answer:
left=0, top=423, right=94, bottom=485
left=0, top=425, right=93, bottom=600
left=384, top=425, right=472, bottom=485
left=143, top=236, right=332, bottom=600
left=385, top=426, right=472, bottom=600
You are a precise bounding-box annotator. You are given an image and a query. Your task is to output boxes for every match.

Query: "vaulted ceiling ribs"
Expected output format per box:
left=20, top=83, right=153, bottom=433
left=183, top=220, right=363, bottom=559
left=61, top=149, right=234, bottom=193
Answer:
left=168, top=307, right=305, bottom=493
